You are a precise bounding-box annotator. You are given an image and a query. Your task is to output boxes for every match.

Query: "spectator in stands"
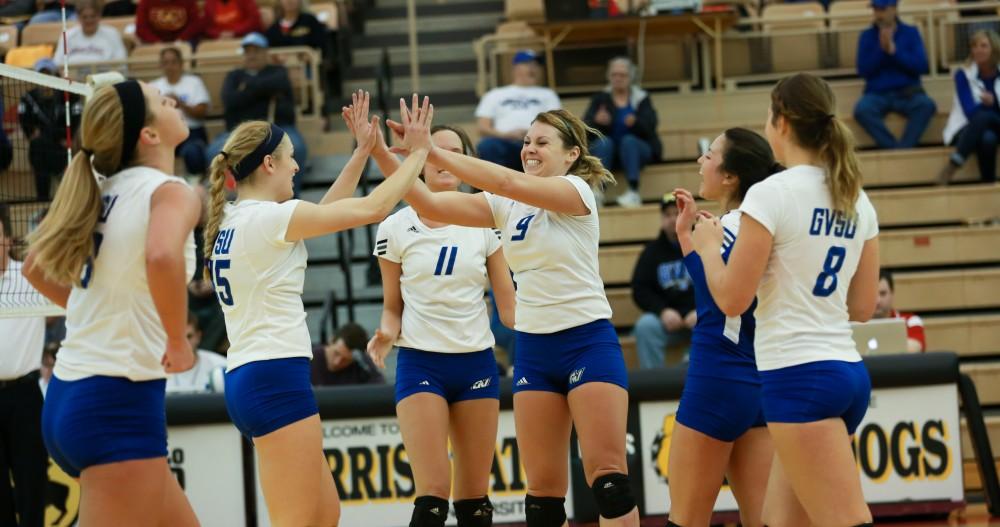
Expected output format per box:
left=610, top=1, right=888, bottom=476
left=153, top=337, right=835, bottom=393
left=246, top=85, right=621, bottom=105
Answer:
left=29, top=0, right=75, bottom=24
left=205, top=32, right=308, bottom=190
left=631, top=194, right=696, bottom=369
left=52, top=0, right=128, bottom=66
left=853, top=0, right=936, bottom=149
left=311, top=323, right=384, bottom=386
left=584, top=56, right=662, bottom=208
left=941, top=29, right=1000, bottom=184
left=151, top=47, right=211, bottom=176
left=873, top=270, right=926, bottom=352
left=202, top=0, right=262, bottom=39
left=135, top=0, right=202, bottom=43
left=264, top=0, right=326, bottom=51
left=166, top=313, right=227, bottom=393
left=475, top=50, right=561, bottom=170
left=18, top=58, right=84, bottom=200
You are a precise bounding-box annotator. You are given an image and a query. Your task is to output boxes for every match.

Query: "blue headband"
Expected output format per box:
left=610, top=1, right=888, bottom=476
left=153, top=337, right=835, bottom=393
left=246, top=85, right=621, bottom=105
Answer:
left=230, top=124, right=286, bottom=181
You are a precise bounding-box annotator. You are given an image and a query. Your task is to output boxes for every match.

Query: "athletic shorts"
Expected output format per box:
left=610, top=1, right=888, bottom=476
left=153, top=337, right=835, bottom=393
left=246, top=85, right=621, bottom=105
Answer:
left=676, top=373, right=766, bottom=442
left=42, top=375, right=168, bottom=478
left=760, top=360, right=871, bottom=434
left=512, top=319, right=628, bottom=395
left=394, top=347, right=500, bottom=404
left=225, top=357, right=318, bottom=440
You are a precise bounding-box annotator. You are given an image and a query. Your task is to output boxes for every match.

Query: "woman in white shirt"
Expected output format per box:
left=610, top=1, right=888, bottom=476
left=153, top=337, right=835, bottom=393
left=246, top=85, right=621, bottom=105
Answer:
left=202, top=92, right=431, bottom=527
left=387, top=101, right=639, bottom=527
left=23, top=80, right=200, bottom=526
left=690, top=73, right=880, bottom=527
left=52, top=0, right=128, bottom=68
left=356, top=115, right=515, bottom=527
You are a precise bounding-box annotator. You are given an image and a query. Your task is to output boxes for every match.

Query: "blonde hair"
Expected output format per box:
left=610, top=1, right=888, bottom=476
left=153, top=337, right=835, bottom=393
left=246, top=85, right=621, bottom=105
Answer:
left=203, top=121, right=292, bottom=279
left=26, top=83, right=153, bottom=286
left=770, top=73, right=862, bottom=216
left=969, top=29, right=1000, bottom=66
left=532, top=109, right=615, bottom=189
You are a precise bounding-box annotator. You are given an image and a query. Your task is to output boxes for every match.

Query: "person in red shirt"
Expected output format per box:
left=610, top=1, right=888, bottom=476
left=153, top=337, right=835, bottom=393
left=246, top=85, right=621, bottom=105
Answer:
left=874, top=270, right=927, bottom=352
left=135, top=0, right=203, bottom=43
left=202, top=0, right=262, bottom=39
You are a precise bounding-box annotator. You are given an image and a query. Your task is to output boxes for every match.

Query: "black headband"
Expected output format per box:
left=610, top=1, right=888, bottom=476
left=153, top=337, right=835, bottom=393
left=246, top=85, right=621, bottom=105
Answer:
left=232, top=124, right=286, bottom=181
left=113, top=80, right=146, bottom=172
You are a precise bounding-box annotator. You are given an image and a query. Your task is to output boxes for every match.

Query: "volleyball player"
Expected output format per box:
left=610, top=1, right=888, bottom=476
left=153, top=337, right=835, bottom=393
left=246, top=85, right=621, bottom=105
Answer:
left=690, top=73, right=880, bottom=527
left=349, top=110, right=516, bottom=526
left=23, top=80, right=201, bottom=526
left=386, top=102, right=639, bottom=527
left=665, top=129, right=780, bottom=527
left=202, top=92, right=432, bottom=526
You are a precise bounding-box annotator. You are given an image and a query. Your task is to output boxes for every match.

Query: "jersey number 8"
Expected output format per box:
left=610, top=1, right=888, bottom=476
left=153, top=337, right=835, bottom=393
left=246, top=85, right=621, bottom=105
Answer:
left=812, top=246, right=846, bottom=297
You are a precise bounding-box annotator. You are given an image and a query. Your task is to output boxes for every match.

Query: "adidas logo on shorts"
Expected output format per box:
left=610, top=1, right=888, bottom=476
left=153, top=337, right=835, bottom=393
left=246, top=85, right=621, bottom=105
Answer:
left=419, top=380, right=430, bottom=386
left=569, top=367, right=586, bottom=384
left=471, top=377, right=491, bottom=390
left=516, top=377, right=529, bottom=386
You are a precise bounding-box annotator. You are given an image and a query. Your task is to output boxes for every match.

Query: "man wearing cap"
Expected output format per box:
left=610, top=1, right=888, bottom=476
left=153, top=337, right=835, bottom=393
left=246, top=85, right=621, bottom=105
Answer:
left=18, top=58, right=84, bottom=200
left=630, top=194, right=695, bottom=369
left=853, top=0, right=937, bottom=149
left=475, top=50, right=561, bottom=170
left=206, top=32, right=308, bottom=191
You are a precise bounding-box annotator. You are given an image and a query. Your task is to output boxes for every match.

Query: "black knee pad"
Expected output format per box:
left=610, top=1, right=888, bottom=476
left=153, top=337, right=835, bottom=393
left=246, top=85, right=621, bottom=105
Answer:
left=524, top=495, right=566, bottom=527
left=410, top=495, right=449, bottom=527
left=454, top=496, right=493, bottom=527
left=591, top=473, right=636, bottom=519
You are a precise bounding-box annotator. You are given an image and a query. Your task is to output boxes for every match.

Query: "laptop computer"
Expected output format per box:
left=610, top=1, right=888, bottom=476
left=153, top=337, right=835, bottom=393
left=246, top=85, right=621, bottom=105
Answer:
left=850, top=318, right=909, bottom=356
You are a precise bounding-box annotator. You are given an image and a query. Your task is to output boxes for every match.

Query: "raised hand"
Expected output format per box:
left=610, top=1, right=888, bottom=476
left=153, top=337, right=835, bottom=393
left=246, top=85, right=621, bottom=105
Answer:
left=386, top=94, right=435, bottom=155
left=673, top=188, right=698, bottom=236
left=691, top=214, right=724, bottom=255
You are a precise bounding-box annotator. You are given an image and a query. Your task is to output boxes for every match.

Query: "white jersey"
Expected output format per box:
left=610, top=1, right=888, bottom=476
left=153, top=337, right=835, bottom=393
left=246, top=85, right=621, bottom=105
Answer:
left=56, top=167, right=197, bottom=381
left=0, top=260, right=46, bottom=380
left=739, top=165, right=879, bottom=371
left=484, top=175, right=612, bottom=334
left=213, top=200, right=312, bottom=371
left=374, top=207, right=501, bottom=353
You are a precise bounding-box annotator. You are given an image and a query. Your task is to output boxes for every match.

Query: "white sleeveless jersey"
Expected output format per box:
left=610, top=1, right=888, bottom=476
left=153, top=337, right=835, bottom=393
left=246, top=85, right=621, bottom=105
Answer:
left=484, top=175, right=612, bottom=334
left=739, top=165, right=879, bottom=371
left=213, top=199, right=312, bottom=371
left=374, top=207, right=501, bottom=352
left=56, top=167, right=197, bottom=381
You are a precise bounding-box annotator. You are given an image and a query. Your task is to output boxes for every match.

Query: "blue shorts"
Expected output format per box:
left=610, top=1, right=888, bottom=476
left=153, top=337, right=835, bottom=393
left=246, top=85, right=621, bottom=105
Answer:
left=42, top=375, right=168, bottom=478
left=760, top=360, right=871, bottom=434
left=395, top=348, right=500, bottom=404
left=512, top=319, right=628, bottom=395
left=677, top=374, right=766, bottom=442
left=225, top=357, right=318, bottom=440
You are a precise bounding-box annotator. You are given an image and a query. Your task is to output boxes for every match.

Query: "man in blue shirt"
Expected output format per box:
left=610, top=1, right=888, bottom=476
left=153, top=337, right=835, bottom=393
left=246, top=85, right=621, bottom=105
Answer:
left=853, top=0, right=937, bottom=149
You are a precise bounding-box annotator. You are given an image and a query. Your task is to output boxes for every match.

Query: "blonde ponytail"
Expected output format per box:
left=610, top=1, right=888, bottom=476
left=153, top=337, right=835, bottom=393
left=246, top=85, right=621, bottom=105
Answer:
left=820, top=118, right=862, bottom=216
left=203, top=153, right=230, bottom=280
left=26, top=152, right=101, bottom=285
left=26, top=82, right=151, bottom=286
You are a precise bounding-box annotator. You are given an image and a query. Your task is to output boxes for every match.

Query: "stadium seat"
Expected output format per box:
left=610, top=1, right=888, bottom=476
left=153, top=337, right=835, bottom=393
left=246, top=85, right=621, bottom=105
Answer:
left=761, top=2, right=827, bottom=73
left=504, top=0, right=544, bottom=22
left=20, top=22, right=66, bottom=47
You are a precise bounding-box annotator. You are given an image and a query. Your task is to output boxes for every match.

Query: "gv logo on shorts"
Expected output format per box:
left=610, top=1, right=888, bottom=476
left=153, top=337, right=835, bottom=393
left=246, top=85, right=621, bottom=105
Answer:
left=569, top=367, right=586, bottom=384
left=471, top=378, right=492, bottom=390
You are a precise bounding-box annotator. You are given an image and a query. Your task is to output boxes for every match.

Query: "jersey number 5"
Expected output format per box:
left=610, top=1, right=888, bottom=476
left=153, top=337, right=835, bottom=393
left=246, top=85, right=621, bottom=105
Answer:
left=511, top=214, right=535, bottom=241
left=812, top=246, right=846, bottom=297
left=212, top=259, right=235, bottom=306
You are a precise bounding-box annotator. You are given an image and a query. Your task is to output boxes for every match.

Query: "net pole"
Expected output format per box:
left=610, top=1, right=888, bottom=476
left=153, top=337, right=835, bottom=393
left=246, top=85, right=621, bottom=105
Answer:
left=60, top=0, right=71, bottom=167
